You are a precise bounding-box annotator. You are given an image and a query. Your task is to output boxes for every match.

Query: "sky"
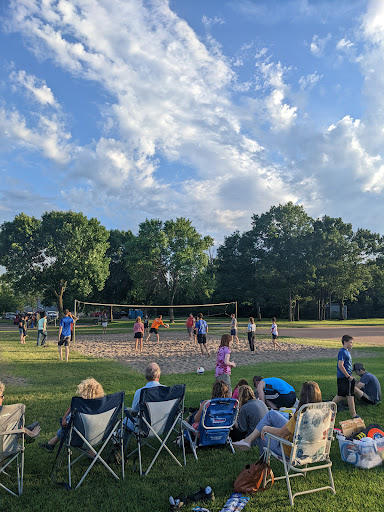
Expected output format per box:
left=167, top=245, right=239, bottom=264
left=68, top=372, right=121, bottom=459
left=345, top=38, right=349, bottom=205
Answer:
left=1, top=0, right=384, bottom=244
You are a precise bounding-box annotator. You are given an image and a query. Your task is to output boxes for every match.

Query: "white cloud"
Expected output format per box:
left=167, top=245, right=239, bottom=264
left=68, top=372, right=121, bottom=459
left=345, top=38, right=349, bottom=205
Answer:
left=202, top=15, right=225, bottom=27
left=299, top=72, right=322, bottom=90
left=9, top=69, right=58, bottom=107
left=336, top=38, right=354, bottom=50
left=310, top=33, right=332, bottom=57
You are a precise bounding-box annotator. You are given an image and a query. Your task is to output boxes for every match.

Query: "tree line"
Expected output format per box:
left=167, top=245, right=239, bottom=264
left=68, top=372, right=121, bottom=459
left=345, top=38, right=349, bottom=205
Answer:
left=1, top=203, right=383, bottom=320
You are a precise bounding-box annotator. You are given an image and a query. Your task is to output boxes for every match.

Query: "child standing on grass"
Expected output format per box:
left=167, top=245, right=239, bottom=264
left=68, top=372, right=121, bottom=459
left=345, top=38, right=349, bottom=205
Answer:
left=215, top=334, right=236, bottom=396
left=247, top=317, right=256, bottom=352
left=133, top=316, right=144, bottom=354
left=270, top=317, right=280, bottom=350
left=332, top=335, right=359, bottom=419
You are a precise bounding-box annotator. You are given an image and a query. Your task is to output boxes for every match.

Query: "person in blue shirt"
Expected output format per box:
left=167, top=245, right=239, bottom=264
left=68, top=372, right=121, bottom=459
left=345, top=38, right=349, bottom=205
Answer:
left=58, top=309, right=74, bottom=362
left=353, top=363, right=381, bottom=405
left=332, top=335, right=358, bottom=418
left=195, top=313, right=209, bottom=357
left=253, top=376, right=296, bottom=409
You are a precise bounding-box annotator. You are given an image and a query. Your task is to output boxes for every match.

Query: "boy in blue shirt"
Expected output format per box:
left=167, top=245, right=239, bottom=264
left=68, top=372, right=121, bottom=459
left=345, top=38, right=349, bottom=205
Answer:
left=332, top=335, right=358, bottom=418
left=195, top=313, right=209, bottom=357
left=58, top=309, right=74, bottom=362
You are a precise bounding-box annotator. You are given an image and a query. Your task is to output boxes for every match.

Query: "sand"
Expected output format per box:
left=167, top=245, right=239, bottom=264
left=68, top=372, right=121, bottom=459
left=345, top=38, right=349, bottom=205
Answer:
left=73, top=331, right=376, bottom=375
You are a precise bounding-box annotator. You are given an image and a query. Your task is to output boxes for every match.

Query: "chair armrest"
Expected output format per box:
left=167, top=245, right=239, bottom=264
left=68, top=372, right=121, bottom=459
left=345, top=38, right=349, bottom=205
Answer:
left=264, top=431, right=293, bottom=447
left=0, top=429, right=25, bottom=435
left=182, top=420, right=198, bottom=434
left=124, top=411, right=135, bottom=424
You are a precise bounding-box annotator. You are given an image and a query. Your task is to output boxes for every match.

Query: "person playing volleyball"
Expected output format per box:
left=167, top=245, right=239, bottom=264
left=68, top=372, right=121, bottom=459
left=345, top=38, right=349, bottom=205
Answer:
left=146, top=314, right=169, bottom=343
left=133, top=316, right=144, bottom=353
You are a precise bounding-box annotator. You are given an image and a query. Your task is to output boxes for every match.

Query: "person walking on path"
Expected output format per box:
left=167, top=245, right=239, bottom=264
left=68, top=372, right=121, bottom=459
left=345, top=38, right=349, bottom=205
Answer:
left=215, top=333, right=236, bottom=395
left=271, top=317, right=281, bottom=350
left=195, top=313, right=210, bottom=357
left=37, top=311, right=48, bottom=346
left=133, top=316, right=145, bottom=354
left=146, top=315, right=169, bottom=343
left=247, top=317, right=256, bottom=353
left=58, top=309, right=74, bottom=362
left=186, top=313, right=195, bottom=340
left=230, top=313, right=240, bottom=344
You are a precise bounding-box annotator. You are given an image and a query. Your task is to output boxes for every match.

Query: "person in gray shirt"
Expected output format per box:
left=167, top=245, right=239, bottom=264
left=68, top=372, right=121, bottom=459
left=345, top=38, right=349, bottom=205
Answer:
left=230, top=385, right=268, bottom=444
left=353, top=363, right=381, bottom=405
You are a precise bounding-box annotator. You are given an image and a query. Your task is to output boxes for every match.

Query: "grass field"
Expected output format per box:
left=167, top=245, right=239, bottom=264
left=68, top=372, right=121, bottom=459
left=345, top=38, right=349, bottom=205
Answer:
left=1, top=323, right=384, bottom=512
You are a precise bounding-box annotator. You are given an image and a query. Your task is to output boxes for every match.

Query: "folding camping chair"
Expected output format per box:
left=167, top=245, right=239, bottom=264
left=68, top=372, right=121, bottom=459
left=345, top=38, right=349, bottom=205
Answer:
left=125, top=384, right=186, bottom=476
left=263, top=401, right=337, bottom=506
left=53, top=391, right=125, bottom=490
left=182, top=398, right=239, bottom=460
left=0, top=404, right=25, bottom=497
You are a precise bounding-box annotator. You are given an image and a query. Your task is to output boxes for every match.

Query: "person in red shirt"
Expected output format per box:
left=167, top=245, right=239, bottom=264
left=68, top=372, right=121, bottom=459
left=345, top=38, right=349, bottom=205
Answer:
left=146, top=315, right=169, bottom=343
left=186, top=313, right=195, bottom=341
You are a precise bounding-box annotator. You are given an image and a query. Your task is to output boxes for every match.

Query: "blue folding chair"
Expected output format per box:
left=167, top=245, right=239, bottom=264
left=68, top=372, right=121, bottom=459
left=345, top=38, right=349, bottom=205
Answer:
left=52, top=391, right=125, bottom=489
left=182, top=398, right=239, bottom=460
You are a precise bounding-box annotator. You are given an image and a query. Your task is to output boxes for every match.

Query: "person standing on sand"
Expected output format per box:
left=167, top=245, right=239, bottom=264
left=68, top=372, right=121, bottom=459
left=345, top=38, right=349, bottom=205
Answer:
left=230, top=313, right=240, bottom=344
left=133, top=316, right=144, bottom=354
left=195, top=313, right=209, bottom=357
left=247, top=317, right=256, bottom=353
left=146, top=314, right=169, bottom=343
left=143, top=315, right=149, bottom=336
left=186, top=313, right=195, bottom=340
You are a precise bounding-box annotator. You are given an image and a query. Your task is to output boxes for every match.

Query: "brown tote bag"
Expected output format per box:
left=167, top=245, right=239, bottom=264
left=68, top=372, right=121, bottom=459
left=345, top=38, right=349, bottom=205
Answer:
left=234, top=454, right=274, bottom=494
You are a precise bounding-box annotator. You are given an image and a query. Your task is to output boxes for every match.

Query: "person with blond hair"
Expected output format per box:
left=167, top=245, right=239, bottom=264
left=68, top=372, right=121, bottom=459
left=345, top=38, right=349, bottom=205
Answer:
left=133, top=316, right=144, bottom=353
left=233, top=381, right=322, bottom=453
left=39, top=378, right=105, bottom=453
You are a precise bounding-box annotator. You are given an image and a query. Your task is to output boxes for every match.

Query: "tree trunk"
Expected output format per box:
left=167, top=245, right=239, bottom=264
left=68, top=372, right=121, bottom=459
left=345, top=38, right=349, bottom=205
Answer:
left=297, top=300, right=300, bottom=322
left=329, top=293, right=332, bottom=320
left=289, top=291, right=293, bottom=322
left=339, top=300, right=345, bottom=320
left=256, top=302, right=261, bottom=321
left=318, top=298, right=321, bottom=321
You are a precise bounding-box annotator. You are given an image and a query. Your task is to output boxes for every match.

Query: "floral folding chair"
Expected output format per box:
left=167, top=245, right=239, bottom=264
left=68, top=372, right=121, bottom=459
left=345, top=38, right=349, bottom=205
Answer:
left=263, top=402, right=337, bottom=507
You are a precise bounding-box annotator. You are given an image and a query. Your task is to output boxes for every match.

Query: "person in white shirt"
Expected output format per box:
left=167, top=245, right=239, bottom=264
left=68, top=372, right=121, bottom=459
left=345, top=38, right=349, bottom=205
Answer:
left=247, top=316, right=256, bottom=352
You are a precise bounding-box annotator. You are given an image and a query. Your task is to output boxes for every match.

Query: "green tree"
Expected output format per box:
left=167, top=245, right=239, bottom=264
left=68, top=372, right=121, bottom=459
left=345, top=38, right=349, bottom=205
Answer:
left=0, top=278, right=24, bottom=314
left=126, top=218, right=213, bottom=321
left=0, top=211, right=110, bottom=317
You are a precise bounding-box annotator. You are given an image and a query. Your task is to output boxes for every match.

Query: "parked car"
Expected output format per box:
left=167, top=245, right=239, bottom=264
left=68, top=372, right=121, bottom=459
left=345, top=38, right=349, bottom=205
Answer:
left=46, top=311, right=59, bottom=320
left=5, top=312, right=17, bottom=320
left=90, top=311, right=101, bottom=317
left=113, top=311, right=128, bottom=319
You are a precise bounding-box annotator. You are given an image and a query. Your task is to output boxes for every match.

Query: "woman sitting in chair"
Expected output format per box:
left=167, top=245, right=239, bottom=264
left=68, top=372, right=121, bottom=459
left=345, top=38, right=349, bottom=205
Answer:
left=188, top=380, right=230, bottom=430
left=39, top=377, right=105, bottom=453
left=233, top=381, right=322, bottom=455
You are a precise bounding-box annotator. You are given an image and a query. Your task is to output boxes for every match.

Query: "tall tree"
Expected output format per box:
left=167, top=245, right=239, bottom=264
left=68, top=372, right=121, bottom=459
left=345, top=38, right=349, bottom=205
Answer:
left=0, top=211, right=110, bottom=316
left=126, top=217, right=213, bottom=321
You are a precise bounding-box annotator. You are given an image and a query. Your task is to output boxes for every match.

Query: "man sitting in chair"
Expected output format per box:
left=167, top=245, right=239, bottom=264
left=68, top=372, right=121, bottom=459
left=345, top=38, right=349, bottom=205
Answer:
left=125, top=363, right=164, bottom=431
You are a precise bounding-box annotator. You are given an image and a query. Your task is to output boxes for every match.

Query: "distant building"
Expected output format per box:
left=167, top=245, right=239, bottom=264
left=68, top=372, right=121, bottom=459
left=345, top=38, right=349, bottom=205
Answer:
left=326, top=303, right=348, bottom=319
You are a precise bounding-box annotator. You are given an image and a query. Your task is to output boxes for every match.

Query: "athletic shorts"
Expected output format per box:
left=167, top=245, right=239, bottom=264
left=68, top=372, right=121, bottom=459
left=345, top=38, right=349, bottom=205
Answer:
left=193, top=329, right=197, bottom=335
left=134, top=332, right=143, bottom=339
left=231, top=329, right=237, bottom=336
left=197, top=334, right=206, bottom=344
left=58, top=335, right=70, bottom=346
left=264, top=389, right=296, bottom=408
left=149, top=328, right=158, bottom=334
left=272, top=334, right=277, bottom=340
left=187, top=326, right=193, bottom=334
left=102, top=322, right=107, bottom=328
left=19, top=327, right=24, bottom=334
left=337, top=377, right=355, bottom=397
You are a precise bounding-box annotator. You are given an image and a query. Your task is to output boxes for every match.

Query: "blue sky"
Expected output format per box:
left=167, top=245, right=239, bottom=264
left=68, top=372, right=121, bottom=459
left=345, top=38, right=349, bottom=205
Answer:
left=1, top=0, right=384, bottom=243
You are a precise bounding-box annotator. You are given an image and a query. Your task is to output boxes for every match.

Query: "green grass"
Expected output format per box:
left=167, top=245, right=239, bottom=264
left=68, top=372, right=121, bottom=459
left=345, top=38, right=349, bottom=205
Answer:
left=1, top=326, right=384, bottom=512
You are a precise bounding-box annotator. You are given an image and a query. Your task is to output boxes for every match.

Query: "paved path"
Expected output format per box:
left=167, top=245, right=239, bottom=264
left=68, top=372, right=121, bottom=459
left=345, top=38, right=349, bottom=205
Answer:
left=256, top=326, right=384, bottom=344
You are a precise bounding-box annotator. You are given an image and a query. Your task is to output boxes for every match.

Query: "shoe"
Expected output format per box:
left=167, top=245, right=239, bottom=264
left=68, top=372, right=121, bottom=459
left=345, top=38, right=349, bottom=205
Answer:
left=353, top=415, right=360, bottom=419
left=232, top=439, right=251, bottom=452
left=39, top=442, right=54, bottom=453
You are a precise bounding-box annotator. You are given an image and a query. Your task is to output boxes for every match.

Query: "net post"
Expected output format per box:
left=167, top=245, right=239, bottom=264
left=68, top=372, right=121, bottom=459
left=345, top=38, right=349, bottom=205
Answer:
left=73, top=299, right=77, bottom=344
left=110, top=305, right=113, bottom=323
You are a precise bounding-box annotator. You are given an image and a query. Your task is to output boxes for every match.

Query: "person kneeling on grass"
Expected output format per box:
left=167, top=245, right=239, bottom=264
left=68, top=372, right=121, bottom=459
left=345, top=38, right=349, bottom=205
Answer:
left=233, top=381, right=322, bottom=453
left=39, top=378, right=105, bottom=454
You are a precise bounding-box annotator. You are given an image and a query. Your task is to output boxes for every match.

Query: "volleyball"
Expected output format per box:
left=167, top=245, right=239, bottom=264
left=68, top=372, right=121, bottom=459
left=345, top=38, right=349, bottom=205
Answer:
left=196, top=367, right=205, bottom=374
left=165, top=324, right=170, bottom=328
